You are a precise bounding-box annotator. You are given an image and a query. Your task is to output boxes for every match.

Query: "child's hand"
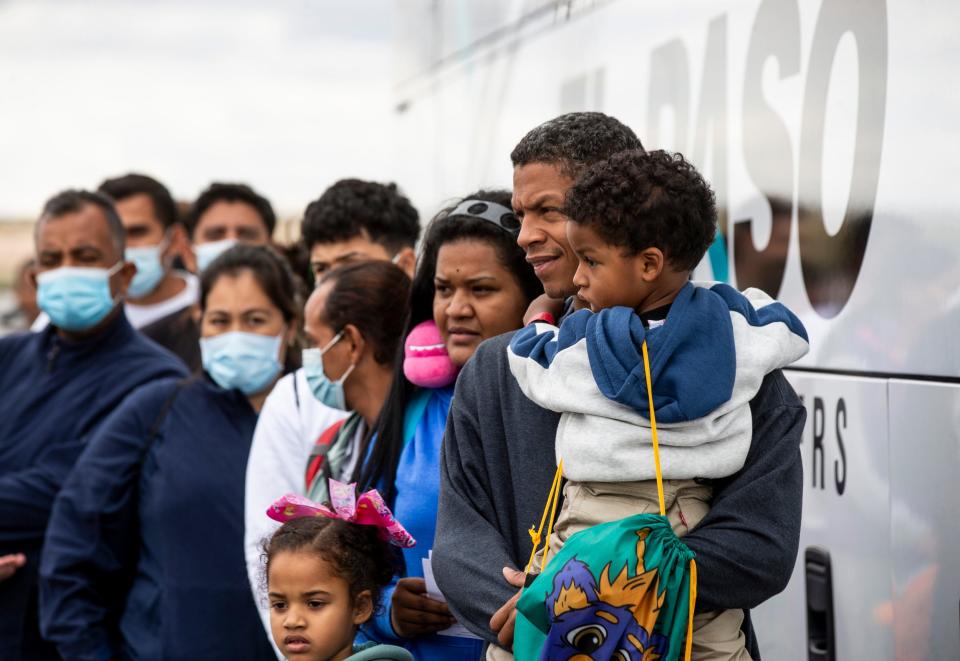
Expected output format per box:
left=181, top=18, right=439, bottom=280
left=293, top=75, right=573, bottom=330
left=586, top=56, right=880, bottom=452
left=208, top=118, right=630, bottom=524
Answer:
left=390, top=577, right=456, bottom=637
left=523, top=294, right=566, bottom=325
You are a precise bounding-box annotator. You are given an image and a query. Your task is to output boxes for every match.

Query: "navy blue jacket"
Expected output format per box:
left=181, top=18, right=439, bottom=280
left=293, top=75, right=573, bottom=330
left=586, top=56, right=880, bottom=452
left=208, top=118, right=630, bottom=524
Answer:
left=40, top=375, right=277, bottom=661
left=0, top=311, right=186, bottom=661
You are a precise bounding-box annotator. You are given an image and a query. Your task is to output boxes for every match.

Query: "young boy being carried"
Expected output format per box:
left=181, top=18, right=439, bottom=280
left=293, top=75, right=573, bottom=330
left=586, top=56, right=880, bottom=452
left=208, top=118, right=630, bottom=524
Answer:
left=508, top=149, right=809, bottom=658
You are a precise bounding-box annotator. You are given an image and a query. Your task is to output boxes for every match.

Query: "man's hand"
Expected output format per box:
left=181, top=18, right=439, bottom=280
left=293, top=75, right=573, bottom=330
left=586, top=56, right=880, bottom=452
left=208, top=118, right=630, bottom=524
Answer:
left=489, top=567, right=526, bottom=649
left=390, top=577, right=456, bottom=637
left=523, top=294, right=566, bottom=325
left=0, top=553, right=26, bottom=582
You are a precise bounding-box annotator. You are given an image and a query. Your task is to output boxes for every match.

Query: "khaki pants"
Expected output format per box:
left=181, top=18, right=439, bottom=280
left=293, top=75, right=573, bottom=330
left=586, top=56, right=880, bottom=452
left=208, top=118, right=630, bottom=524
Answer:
left=487, top=479, right=751, bottom=661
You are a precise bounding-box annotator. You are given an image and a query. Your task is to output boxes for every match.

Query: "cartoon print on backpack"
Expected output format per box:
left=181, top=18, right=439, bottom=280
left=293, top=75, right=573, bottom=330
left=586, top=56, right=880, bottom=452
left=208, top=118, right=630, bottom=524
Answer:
left=541, top=529, right=669, bottom=661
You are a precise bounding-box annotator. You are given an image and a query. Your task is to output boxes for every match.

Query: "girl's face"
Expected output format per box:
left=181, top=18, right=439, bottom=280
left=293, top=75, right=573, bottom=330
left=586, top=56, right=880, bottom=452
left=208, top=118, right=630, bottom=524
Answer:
left=433, top=239, right=529, bottom=367
left=268, top=550, right=372, bottom=661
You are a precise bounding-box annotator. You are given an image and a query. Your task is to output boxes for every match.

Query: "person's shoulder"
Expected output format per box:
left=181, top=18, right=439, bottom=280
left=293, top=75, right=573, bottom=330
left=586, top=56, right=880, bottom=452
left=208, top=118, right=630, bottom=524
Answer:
left=262, top=368, right=325, bottom=415
left=474, top=330, right=519, bottom=358
left=263, top=369, right=299, bottom=406
left=260, top=368, right=346, bottom=434
left=751, top=369, right=803, bottom=414
left=455, top=330, right=518, bottom=392
left=0, top=329, right=39, bottom=352
left=464, top=330, right=519, bottom=375
left=348, top=643, right=414, bottom=661
left=0, top=330, right=41, bottom=374
left=139, top=304, right=196, bottom=337
left=130, top=374, right=187, bottom=398
left=113, top=375, right=186, bottom=419
left=122, top=326, right=189, bottom=373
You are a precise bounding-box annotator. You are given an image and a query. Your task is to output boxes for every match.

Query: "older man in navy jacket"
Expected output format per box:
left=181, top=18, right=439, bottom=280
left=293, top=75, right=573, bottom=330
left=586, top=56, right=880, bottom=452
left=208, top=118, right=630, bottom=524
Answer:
left=0, top=190, right=186, bottom=660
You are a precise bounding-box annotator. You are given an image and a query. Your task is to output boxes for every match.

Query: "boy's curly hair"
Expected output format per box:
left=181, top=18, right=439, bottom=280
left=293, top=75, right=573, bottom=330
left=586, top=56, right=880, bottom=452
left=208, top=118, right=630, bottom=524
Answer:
left=261, top=517, right=400, bottom=614
left=561, top=149, right=717, bottom=271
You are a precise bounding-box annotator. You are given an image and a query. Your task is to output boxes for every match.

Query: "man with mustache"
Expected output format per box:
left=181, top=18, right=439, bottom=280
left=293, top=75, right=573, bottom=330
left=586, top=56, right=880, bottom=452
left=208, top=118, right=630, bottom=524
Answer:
left=433, top=112, right=805, bottom=660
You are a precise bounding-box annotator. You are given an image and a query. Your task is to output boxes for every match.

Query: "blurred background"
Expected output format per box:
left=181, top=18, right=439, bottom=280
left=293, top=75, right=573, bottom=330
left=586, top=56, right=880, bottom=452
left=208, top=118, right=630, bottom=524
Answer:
left=0, top=0, right=401, bottom=294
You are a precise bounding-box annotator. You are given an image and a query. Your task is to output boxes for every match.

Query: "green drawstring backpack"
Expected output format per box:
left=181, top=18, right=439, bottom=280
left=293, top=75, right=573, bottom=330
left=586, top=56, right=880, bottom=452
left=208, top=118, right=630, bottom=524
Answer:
left=514, top=341, right=698, bottom=661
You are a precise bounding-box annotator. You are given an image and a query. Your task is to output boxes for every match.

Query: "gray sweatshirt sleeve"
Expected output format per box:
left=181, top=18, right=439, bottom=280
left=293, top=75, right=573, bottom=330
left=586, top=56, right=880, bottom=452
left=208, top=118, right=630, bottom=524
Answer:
left=682, top=369, right=806, bottom=613
left=433, top=350, right=517, bottom=645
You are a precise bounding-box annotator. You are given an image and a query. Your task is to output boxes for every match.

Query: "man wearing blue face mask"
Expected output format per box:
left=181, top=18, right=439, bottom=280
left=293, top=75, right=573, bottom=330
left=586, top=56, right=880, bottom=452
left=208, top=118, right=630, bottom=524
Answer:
left=184, top=182, right=276, bottom=273
left=0, top=189, right=187, bottom=661
left=98, top=173, right=201, bottom=371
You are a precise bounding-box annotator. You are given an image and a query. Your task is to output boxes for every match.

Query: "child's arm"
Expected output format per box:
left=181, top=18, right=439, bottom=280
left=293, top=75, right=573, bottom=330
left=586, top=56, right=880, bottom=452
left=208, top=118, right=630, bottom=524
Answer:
left=522, top=293, right=566, bottom=326
left=507, top=309, right=612, bottom=415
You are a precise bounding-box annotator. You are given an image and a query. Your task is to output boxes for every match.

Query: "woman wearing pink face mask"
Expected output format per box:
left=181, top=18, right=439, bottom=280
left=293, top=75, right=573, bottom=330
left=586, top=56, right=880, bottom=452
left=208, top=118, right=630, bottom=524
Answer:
left=348, top=190, right=542, bottom=660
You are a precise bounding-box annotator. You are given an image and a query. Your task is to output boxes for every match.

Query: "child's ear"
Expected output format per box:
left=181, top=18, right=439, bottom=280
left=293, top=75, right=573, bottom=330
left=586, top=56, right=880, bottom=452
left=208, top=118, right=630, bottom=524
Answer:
left=640, top=247, right=665, bottom=281
left=352, top=590, right=374, bottom=625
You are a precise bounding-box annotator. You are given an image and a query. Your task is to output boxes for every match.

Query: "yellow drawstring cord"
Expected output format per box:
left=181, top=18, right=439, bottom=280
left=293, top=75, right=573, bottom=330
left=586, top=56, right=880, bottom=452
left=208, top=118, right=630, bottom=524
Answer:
left=684, top=558, right=698, bottom=661
left=525, top=459, right=564, bottom=575
left=641, top=340, right=666, bottom=517
left=526, top=341, right=697, bottom=659
left=643, top=341, right=698, bottom=660
left=540, top=462, right=563, bottom=569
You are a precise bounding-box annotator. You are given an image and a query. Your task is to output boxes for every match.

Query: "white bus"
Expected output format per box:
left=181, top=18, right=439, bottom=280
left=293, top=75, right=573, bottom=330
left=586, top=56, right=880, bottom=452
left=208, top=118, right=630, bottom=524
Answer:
left=394, top=1, right=960, bottom=659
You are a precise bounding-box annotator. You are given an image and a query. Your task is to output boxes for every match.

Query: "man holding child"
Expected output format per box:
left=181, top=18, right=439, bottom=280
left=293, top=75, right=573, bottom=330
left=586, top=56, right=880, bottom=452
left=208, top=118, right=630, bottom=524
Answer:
left=433, top=112, right=806, bottom=660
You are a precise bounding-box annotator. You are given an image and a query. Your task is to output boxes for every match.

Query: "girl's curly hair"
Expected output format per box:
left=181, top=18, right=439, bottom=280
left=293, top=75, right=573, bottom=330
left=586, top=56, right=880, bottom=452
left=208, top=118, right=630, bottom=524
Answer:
left=261, top=517, right=400, bottom=614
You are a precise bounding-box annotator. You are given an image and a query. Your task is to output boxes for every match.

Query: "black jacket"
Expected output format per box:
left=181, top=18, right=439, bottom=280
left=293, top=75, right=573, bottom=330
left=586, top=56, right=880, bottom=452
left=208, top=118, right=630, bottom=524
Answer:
left=0, top=312, right=186, bottom=660
left=140, top=306, right=201, bottom=373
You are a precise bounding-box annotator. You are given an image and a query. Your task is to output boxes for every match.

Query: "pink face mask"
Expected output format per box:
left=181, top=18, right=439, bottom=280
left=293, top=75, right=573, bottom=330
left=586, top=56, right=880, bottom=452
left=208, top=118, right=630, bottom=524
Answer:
left=403, top=320, right=460, bottom=388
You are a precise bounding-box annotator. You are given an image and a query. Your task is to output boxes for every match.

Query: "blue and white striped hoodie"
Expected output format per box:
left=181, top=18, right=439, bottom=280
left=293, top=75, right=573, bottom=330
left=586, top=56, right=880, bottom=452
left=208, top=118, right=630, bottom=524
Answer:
left=507, top=282, right=809, bottom=482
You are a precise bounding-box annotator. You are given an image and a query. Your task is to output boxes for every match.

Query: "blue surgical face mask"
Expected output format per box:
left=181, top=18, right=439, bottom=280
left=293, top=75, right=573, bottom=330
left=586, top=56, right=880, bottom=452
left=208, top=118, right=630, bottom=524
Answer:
left=126, top=238, right=169, bottom=299
left=36, top=263, right=123, bottom=332
left=200, top=331, right=284, bottom=395
left=302, top=330, right=356, bottom=410
left=195, top=239, right=238, bottom=272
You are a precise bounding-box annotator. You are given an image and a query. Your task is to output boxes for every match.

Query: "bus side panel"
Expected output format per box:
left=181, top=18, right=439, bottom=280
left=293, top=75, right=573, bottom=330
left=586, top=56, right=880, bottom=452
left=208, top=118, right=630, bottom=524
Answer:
left=888, top=382, right=960, bottom=660
left=751, top=372, right=893, bottom=660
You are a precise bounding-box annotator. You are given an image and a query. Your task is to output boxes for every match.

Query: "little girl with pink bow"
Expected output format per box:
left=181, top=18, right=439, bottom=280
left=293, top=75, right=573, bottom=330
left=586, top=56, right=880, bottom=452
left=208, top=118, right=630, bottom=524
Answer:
left=263, top=481, right=415, bottom=661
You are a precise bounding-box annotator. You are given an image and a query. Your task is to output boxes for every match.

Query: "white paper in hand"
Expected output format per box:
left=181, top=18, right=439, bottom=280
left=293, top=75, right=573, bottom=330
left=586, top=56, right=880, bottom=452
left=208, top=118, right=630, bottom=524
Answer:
left=422, top=551, right=481, bottom=639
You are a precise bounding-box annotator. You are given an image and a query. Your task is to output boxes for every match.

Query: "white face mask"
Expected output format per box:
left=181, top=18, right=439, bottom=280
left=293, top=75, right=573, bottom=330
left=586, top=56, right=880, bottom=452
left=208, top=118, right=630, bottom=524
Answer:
left=36, top=263, right=124, bottom=331
left=195, top=239, right=238, bottom=272
left=125, top=236, right=170, bottom=299
left=200, top=329, right=284, bottom=395
left=302, top=331, right=356, bottom=410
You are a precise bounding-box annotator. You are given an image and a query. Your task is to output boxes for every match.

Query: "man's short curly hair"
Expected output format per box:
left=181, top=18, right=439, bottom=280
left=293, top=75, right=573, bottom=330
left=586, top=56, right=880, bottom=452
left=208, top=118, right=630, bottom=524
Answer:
left=301, top=179, right=420, bottom=253
left=562, top=150, right=717, bottom=272
left=510, top=112, right=644, bottom=179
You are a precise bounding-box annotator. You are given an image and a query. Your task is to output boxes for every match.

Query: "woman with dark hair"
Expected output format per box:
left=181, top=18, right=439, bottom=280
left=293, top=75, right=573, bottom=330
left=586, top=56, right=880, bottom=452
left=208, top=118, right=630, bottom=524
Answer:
left=301, top=260, right=412, bottom=506
left=39, top=244, right=298, bottom=660
left=355, top=190, right=543, bottom=660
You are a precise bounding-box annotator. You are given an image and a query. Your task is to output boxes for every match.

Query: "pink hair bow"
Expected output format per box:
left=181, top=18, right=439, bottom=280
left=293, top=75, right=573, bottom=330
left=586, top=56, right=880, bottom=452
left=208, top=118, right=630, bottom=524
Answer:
left=267, top=480, right=416, bottom=548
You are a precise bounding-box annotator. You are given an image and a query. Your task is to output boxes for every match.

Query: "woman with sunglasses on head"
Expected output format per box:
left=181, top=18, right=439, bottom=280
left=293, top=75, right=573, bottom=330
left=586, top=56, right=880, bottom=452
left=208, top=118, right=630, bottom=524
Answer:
left=352, top=191, right=543, bottom=660
left=39, top=244, right=297, bottom=660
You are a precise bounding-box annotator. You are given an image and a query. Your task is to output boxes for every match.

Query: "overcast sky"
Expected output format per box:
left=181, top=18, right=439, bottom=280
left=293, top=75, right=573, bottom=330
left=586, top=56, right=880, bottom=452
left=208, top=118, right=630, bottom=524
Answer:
left=0, top=0, right=398, bottom=220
